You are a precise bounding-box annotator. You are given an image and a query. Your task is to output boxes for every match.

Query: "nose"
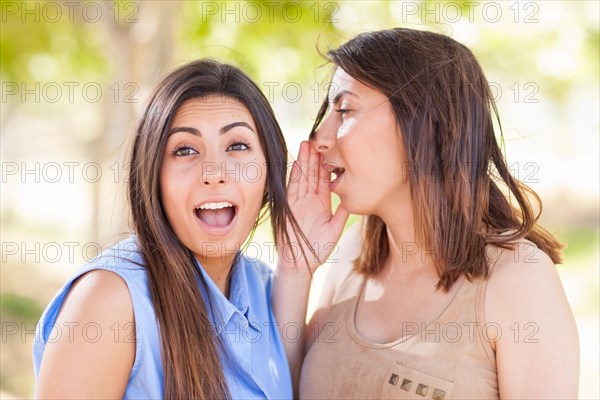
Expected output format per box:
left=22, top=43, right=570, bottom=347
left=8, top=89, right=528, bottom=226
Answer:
left=312, top=115, right=337, bottom=153
left=202, top=158, right=227, bottom=186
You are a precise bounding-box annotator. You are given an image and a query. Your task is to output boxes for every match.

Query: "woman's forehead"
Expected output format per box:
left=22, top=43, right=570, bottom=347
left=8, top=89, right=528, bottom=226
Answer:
left=173, top=97, right=254, bottom=123
left=328, top=67, right=387, bottom=104
left=176, top=96, right=248, bottom=113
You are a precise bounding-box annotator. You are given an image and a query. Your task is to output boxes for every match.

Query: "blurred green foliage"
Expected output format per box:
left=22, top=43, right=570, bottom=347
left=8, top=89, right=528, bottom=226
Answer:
left=178, top=0, right=339, bottom=82
left=0, top=293, right=43, bottom=397
left=560, top=228, right=600, bottom=264
left=0, top=293, right=43, bottom=323
left=0, top=0, right=107, bottom=83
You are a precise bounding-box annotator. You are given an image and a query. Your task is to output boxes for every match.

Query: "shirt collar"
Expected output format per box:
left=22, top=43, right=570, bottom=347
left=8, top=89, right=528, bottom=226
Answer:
left=195, top=254, right=259, bottom=334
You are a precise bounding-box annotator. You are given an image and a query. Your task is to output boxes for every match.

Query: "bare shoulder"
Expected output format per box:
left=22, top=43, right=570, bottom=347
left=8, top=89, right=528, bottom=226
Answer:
left=484, top=240, right=579, bottom=398
left=485, top=241, right=566, bottom=307
left=68, top=269, right=133, bottom=309
left=54, top=269, right=135, bottom=328
left=36, top=269, right=135, bottom=398
left=485, top=240, right=573, bottom=327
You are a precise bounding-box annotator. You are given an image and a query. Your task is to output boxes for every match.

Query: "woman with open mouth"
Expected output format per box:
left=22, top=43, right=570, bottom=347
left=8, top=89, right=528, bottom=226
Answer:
left=33, top=59, right=309, bottom=399
left=275, top=28, right=579, bottom=399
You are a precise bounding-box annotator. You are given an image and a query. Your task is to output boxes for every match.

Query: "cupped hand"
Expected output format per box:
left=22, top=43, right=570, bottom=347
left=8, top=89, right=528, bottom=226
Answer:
left=279, top=141, right=349, bottom=273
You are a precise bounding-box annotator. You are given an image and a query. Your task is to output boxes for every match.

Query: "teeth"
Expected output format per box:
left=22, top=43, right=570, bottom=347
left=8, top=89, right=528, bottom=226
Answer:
left=330, top=167, right=344, bottom=183
left=197, top=202, right=233, bottom=210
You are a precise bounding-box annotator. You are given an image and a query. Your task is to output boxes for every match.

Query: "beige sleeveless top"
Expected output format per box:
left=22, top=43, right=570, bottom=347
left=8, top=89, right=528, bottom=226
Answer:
left=300, top=267, right=500, bottom=399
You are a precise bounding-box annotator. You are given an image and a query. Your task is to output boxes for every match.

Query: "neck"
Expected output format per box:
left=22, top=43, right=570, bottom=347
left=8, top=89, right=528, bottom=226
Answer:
left=195, top=253, right=236, bottom=297
left=378, top=199, right=437, bottom=277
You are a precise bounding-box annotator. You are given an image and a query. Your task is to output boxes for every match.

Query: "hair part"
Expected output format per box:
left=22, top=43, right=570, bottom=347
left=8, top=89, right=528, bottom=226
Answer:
left=310, top=28, right=563, bottom=291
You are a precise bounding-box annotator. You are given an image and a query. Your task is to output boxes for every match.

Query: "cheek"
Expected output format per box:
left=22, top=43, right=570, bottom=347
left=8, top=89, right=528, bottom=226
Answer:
left=240, top=160, right=266, bottom=188
left=159, top=164, right=182, bottom=217
left=337, top=118, right=356, bottom=138
left=250, top=162, right=268, bottom=200
left=235, top=166, right=267, bottom=225
left=245, top=162, right=267, bottom=203
left=238, top=159, right=267, bottom=190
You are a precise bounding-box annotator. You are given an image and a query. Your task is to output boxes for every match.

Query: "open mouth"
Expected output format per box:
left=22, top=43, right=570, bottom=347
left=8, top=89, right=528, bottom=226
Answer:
left=323, top=163, right=345, bottom=188
left=330, top=167, right=345, bottom=184
left=194, top=201, right=237, bottom=231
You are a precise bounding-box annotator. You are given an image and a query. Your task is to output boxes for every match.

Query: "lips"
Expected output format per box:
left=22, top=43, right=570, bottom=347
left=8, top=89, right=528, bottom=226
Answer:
left=322, top=162, right=345, bottom=191
left=194, top=201, right=238, bottom=235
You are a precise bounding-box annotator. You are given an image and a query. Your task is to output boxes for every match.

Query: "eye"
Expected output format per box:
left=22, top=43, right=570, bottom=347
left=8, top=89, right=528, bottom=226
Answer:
left=227, top=140, right=251, bottom=152
left=335, top=108, right=350, bottom=116
left=172, top=145, right=198, bottom=157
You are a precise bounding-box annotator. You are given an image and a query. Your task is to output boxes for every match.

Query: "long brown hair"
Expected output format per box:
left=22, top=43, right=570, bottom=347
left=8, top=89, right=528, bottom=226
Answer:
left=127, top=59, right=304, bottom=398
left=310, top=28, right=563, bottom=291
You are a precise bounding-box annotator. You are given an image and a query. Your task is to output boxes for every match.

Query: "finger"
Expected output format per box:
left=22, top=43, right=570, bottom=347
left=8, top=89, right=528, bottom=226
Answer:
left=316, top=154, right=332, bottom=208
left=307, top=144, right=319, bottom=193
left=298, top=141, right=310, bottom=196
left=287, top=159, right=301, bottom=203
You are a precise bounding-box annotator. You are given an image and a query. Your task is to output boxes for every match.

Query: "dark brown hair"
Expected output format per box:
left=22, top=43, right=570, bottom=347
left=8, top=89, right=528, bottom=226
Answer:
left=310, top=28, right=563, bottom=290
left=127, top=59, right=303, bottom=398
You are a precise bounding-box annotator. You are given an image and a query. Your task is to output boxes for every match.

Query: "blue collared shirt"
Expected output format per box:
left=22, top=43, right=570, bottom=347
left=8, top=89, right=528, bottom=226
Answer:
left=33, top=236, right=293, bottom=399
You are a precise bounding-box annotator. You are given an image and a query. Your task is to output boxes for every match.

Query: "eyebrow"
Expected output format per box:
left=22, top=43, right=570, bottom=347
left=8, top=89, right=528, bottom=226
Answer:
left=167, top=121, right=255, bottom=137
left=221, top=121, right=255, bottom=135
left=329, top=89, right=359, bottom=105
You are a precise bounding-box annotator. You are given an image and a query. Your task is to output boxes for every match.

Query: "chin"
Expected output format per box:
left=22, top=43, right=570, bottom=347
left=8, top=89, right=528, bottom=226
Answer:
left=338, top=196, right=370, bottom=216
left=185, top=234, right=241, bottom=261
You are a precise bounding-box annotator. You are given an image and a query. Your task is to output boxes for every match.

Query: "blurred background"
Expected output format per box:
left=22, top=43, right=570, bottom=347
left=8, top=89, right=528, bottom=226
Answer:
left=1, top=0, right=598, bottom=398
